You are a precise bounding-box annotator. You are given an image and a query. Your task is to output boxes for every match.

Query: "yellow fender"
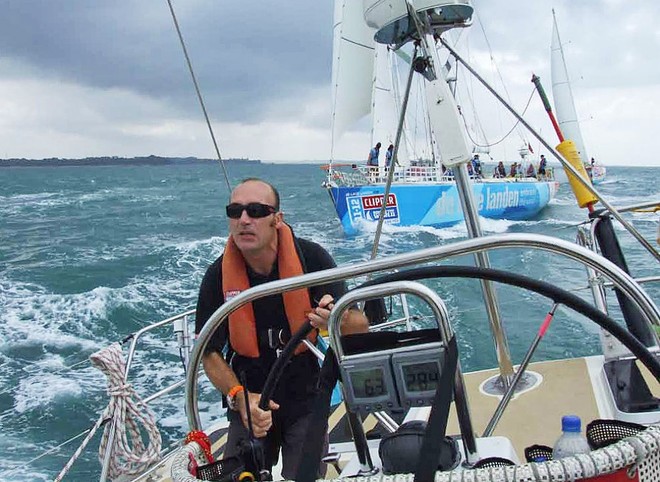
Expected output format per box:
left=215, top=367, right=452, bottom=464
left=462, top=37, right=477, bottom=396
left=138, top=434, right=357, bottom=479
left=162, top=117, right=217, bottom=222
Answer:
left=556, top=140, right=598, bottom=208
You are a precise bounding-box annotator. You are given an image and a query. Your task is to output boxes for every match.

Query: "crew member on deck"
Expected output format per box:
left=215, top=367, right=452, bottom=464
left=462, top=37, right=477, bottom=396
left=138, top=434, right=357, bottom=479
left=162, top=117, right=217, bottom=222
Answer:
left=385, top=144, right=394, bottom=167
left=509, top=162, right=518, bottom=178
left=538, top=154, right=547, bottom=178
left=472, top=154, right=483, bottom=178
left=367, top=142, right=381, bottom=180
left=526, top=162, right=536, bottom=178
left=494, top=161, right=506, bottom=178
left=367, top=142, right=381, bottom=167
left=195, top=178, right=368, bottom=479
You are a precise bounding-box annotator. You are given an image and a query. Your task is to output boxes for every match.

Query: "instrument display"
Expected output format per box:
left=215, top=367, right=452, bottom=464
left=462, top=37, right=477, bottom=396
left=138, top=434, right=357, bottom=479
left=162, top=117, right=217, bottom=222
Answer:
left=392, top=347, right=444, bottom=408
left=348, top=367, right=387, bottom=398
left=401, top=361, right=440, bottom=393
left=340, top=344, right=445, bottom=415
left=341, top=354, right=398, bottom=415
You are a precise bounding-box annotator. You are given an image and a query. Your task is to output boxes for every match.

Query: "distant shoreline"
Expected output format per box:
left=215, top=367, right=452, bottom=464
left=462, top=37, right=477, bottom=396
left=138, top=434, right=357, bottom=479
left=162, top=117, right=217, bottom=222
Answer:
left=0, top=156, right=643, bottom=168
left=0, top=155, right=261, bottom=168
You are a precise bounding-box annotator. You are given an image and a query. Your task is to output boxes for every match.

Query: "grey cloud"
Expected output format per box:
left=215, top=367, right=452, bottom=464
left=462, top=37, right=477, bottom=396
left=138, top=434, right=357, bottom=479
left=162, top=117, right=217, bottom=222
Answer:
left=473, top=0, right=659, bottom=89
left=0, top=1, right=333, bottom=123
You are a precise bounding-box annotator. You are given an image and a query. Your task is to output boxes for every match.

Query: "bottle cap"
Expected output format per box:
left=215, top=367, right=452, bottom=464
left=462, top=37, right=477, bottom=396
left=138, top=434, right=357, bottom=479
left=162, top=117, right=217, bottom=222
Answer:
left=561, top=415, right=582, bottom=433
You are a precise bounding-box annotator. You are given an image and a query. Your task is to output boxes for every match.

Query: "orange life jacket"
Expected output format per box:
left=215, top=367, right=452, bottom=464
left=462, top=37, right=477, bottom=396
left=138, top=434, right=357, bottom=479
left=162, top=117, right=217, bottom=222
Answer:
left=221, top=223, right=315, bottom=358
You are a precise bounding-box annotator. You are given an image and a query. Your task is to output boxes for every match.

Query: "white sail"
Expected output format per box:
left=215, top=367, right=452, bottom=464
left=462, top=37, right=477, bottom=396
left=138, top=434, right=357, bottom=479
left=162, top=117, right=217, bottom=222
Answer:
left=331, top=0, right=376, bottom=158
left=550, top=9, right=589, bottom=163
left=370, top=44, right=410, bottom=165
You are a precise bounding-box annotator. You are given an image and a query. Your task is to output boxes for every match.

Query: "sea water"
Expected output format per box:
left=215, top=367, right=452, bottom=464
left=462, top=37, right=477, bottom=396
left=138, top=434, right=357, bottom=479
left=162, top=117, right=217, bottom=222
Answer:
left=0, top=162, right=658, bottom=480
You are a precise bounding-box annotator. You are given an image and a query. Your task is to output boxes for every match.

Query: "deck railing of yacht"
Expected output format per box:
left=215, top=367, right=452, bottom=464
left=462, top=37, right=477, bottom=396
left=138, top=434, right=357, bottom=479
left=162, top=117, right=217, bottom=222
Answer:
left=328, top=164, right=555, bottom=186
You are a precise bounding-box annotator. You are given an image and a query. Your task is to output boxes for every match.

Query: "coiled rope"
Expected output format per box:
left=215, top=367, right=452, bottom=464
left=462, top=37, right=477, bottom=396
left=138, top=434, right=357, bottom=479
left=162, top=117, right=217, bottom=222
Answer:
left=54, top=342, right=161, bottom=481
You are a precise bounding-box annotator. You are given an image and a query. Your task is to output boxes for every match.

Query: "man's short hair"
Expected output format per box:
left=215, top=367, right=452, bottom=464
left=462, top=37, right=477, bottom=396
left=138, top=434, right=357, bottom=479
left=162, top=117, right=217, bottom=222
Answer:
left=237, top=178, right=281, bottom=211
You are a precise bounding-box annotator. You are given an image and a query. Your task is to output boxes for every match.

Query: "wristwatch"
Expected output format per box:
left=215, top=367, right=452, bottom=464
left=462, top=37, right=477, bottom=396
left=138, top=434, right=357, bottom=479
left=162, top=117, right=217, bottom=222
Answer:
left=227, top=385, right=244, bottom=411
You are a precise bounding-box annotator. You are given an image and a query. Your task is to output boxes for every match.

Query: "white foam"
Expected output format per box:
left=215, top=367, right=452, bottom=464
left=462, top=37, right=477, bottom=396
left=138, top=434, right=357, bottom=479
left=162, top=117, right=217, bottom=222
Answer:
left=13, top=371, right=88, bottom=413
left=549, top=196, right=580, bottom=206
left=479, top=217, right=518, bottom=234
left=0, top=436, right=52, bottom=481
left=171, top=235, right=227, bottom=270
left=598, top=178, right=620, bottom=185
left=352, top=216, right=521, bottom=240
left=0, top=191, right=61, bottom=204
left=534, top=217, right=582, bottom=227
left=602, top=193, right=652, bottom=205
left=0, top=232, right=231, bottom=359
left=350, top=218, right=467, bottom=242
left=0, top=278, right=105, bottom=350
left=1, top=186, right=180, bottom=220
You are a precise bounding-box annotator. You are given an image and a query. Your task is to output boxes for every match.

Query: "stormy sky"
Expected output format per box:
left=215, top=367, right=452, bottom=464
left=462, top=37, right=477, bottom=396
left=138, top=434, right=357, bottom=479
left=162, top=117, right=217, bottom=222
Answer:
left=0, top=0, right=658, bottom=165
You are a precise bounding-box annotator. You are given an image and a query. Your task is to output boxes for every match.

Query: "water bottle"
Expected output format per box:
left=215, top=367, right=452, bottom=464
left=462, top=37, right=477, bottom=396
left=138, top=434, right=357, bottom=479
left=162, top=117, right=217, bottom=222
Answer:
left=552, top=415, right=591, bottom=459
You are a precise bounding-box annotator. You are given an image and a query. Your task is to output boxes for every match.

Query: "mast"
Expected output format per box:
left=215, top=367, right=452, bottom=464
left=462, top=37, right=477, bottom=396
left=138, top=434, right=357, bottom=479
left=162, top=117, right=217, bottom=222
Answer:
left=364, top=1, right=516, bottom=416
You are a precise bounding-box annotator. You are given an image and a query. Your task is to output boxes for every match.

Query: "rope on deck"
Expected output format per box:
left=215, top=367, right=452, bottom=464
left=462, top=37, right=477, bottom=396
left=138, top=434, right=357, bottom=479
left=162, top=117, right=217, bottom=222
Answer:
left=171, top=426, right=660, bottom=482
left=54, top=342, right=162, bottom=481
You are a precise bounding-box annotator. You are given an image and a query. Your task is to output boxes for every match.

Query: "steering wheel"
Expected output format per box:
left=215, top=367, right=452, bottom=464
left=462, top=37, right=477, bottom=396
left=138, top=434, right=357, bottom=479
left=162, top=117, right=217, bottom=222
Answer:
left=257, top=265, right=660, bottom=481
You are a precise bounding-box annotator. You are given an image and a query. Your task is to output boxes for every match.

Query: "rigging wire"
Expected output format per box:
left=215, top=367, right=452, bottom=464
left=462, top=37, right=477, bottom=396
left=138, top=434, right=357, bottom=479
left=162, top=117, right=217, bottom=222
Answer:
left=460, top=86, right=536, bottom=149
left=166, top=0, right=232, bottom=192
left=450, top=30, right=490, bottom=152
left=0, top=422, right=106, bottom=480
left=475, top=13, right=530, bottom=146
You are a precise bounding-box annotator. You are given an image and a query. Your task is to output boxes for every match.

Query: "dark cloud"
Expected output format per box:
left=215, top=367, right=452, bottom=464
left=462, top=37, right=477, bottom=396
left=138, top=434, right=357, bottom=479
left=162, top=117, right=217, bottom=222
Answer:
left=0, top=1, right=657, bottom=163
left=0, top=0, right=333, bottom=123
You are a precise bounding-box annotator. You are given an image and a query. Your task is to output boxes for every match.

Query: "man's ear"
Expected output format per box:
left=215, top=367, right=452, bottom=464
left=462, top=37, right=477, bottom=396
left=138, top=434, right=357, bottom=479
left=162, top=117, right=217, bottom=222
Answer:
left=273, top=211, right=284, bottom=228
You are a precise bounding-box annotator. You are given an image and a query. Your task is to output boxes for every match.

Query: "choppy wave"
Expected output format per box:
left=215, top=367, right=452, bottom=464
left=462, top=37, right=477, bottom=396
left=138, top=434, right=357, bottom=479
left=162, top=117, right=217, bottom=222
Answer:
left=0, top=278, right=108, bottom=349
left=0, top=162, right=657, bottom=480
left=548, top=196, right=578, bottom=206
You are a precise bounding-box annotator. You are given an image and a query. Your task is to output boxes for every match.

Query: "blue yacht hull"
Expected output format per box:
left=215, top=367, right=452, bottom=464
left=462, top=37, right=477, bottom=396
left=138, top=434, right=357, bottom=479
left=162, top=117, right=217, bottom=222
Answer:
left=327, top=180, right=559, bottom=235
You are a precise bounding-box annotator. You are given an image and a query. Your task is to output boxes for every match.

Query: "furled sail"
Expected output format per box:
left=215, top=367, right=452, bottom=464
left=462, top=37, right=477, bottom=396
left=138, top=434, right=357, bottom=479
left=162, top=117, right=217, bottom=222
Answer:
left=331, top=0, right=376, bottom=157
left=550, top=9, right=589, bottom=163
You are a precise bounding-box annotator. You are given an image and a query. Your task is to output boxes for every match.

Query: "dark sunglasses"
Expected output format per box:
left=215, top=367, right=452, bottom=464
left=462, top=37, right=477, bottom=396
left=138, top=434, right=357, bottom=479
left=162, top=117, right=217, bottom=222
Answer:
left=225, top=202, right=276, bottom=219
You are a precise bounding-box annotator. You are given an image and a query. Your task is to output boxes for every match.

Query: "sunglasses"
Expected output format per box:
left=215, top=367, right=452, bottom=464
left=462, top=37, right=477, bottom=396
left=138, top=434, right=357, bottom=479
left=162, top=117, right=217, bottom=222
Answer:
left=225, top=202, right=276, bottom=219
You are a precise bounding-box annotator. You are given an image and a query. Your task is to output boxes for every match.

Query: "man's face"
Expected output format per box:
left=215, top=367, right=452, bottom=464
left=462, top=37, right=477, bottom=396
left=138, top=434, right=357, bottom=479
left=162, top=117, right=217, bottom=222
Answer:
left=228, top=181, right=282, bottom=255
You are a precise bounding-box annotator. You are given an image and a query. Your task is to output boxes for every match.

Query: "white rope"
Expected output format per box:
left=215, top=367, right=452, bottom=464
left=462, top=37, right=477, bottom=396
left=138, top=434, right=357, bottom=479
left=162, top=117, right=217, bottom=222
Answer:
left=54, top=342, right=162, bottom=481
left=94, top=342, right=162, bottom=479
left=170, top=426, right=660, bottom=482
left=54, top=413, right=108, bottom=482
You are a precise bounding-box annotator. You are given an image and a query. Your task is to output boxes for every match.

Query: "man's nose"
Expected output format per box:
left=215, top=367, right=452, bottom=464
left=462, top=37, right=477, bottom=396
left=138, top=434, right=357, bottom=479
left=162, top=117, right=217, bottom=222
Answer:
left=239, top=209, right=252, bottom=223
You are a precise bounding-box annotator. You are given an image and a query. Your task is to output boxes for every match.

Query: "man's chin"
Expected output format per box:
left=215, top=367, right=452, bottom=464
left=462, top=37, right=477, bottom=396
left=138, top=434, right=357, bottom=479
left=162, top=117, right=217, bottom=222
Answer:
left=234, top=238, right=258, bottom=252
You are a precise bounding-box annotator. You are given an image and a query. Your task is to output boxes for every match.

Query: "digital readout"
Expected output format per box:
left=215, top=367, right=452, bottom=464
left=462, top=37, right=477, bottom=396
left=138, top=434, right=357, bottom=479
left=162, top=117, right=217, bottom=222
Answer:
left=402, top=362, right=440, bottom=392
left=349, top=368, right=387, bottom=398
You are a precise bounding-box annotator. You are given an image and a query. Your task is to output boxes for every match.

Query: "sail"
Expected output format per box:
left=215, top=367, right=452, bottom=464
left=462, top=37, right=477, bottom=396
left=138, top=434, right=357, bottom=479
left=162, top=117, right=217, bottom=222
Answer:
left=370, top=44, right=410, bottom=165
left=550, top=10, right=589, bottom=162
left=331, top=0, right=376, bottom=157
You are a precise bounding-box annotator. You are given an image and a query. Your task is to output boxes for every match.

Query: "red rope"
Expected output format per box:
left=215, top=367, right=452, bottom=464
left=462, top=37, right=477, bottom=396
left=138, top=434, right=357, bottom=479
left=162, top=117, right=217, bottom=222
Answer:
left=184, top=430, right=214, bottom=463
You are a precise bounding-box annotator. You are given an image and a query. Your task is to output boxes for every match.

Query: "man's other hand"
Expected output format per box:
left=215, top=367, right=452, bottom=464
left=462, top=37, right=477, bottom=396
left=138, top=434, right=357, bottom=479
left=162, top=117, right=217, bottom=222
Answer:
left=236, top=391, right=279, bottom=438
